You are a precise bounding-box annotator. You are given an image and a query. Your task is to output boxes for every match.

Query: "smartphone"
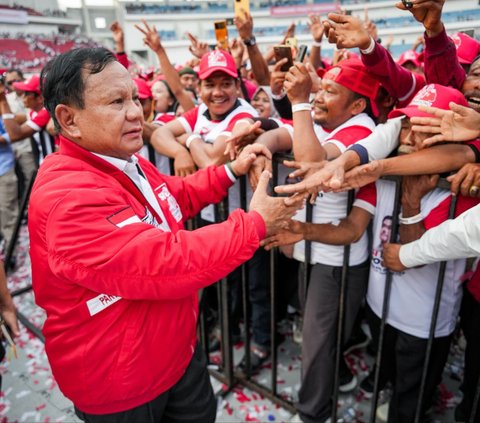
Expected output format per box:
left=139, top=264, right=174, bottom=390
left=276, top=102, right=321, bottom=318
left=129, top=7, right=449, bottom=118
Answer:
left=401, top=0, right=413, bottom=8
left=274, top=45, right=293, bottom=71
left=296, top=44, right=308, bottom=63
left=214, top=20, right=229, bottom=51
left=234, top=0, right=250, bottom=18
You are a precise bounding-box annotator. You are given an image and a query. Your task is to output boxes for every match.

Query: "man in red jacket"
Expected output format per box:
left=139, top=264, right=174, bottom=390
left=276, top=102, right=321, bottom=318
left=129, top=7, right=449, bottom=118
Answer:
left=30, top=47, right=302, bottom=423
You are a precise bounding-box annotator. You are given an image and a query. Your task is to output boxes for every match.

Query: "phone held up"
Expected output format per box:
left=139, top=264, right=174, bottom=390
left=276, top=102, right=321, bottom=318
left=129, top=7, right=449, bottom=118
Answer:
left=274, top=45, right=294, bottom=72
left=214, top=20, right=229, bottom=51
left=234, top=0, right=250, bottom=18
left=297, top=44, right=308, bottom=63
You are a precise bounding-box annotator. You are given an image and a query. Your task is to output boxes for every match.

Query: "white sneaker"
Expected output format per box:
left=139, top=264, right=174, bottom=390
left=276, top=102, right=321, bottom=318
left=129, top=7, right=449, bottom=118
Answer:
left=376, top=402, right=389, bottom=422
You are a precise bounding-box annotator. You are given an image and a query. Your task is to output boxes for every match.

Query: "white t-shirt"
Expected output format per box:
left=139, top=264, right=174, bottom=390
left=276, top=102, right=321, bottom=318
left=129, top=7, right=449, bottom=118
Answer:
left=356, top=179, right=465, bottom=338
left=293, top=113, right=376, bottom=266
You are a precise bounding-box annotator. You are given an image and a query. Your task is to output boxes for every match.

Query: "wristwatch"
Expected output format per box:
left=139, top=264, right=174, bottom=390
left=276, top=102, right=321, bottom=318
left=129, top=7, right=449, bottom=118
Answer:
left=243, top=36, right=256, bottom=47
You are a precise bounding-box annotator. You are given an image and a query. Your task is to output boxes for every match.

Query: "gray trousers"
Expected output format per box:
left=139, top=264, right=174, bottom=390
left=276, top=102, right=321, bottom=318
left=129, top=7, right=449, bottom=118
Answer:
left=297, top=261, right=369, bottom=423
left=0, top=168, right=19, bottom=247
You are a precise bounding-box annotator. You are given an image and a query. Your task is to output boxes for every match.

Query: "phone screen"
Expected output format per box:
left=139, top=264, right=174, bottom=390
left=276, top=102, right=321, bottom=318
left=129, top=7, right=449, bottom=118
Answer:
left=214, top=21, right=229, bottom=50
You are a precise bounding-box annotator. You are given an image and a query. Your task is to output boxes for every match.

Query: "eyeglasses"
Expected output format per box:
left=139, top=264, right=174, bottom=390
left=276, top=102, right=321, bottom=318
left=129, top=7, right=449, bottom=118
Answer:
left=5, top=79, right=22, bottom=86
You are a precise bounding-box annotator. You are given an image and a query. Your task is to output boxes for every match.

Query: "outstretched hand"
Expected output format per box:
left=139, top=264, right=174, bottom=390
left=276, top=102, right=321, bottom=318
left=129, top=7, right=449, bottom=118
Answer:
left=411, top=103, right=480, bottom=146
left=395, top=0, right=445, bottom=36
left=250, top=171, right=306, bottom=236
left=231, top=143, right=272, bottom=177
left=323, top=13, right=371, bottom=50
left=340, top=160, right=385, bottom=191
left=382, top=243, right=406, bottom=272
left=186, top=32, right=210, bottom=58
left=224, top=120, right=263, bottom=160
left=135, top=20, right=162, bottom=53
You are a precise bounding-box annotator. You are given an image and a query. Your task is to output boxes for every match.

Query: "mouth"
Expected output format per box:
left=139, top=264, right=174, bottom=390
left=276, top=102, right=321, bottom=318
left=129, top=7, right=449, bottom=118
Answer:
left=124, top=127, right=143, bottom=137
left=211, top=98, right=228, bottom=105
left=466, top=95, right=480, bottom=111
left=397, top=145, right=415, bottom=155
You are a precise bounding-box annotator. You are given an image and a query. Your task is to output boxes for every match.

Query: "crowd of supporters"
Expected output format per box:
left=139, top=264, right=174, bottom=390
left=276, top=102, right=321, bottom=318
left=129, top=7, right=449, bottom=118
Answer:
left=0, top=1, right=480, bottom=422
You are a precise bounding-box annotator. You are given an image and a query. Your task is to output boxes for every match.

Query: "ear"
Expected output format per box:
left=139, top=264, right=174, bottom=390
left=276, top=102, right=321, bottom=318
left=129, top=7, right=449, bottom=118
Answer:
left=350, top=97, right=367, bottom=116
left=55, top=104, right=81, bottom=139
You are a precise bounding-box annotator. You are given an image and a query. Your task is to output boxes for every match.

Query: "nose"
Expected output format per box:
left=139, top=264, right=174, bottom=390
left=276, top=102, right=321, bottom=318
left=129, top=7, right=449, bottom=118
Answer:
left=126, top=99, right=143, bottom=121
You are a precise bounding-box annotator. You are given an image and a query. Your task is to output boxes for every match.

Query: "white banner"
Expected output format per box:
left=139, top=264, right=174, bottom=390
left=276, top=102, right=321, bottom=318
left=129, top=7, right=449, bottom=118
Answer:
left=0, top=9, right=28, bottom=24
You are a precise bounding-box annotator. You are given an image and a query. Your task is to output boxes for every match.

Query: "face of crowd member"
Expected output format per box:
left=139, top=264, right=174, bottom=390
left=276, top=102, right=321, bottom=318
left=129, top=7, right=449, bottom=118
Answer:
left=312, top=79, right=365, bottom=131
left=462, top=57, right=480, bottom=113
left=140, top=97, right=153, bottom=120
left=180, top=73, right=198, bottom=92
left=151, top=81, right=174, bottom=114
left=397, top=117, right=429, bottom=155
left=21, top=91, right=43, bottom=111
left=5, top=70, right=23, bottom=94
left=59, top=61, right=144, bottom=160
left=251, top=89, right=272, bottom=118
left=200, top=71, right=239, bottom=120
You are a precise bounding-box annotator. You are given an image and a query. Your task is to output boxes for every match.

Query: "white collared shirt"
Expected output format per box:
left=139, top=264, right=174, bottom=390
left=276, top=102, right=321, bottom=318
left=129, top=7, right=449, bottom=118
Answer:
left=93, top=153, right=171, bottom=232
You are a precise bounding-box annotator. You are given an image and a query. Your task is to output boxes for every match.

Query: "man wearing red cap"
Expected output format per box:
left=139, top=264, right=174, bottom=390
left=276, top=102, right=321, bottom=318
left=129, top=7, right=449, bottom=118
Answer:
left=264, top=59, right=379, bottom=423
left=0, top=74, right=55, bottom=165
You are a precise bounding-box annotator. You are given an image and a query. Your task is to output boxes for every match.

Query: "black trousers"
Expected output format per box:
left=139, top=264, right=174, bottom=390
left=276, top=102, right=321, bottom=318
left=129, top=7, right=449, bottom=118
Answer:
left=367, top=305, right=452, bottom=423
left=75, top=344, right=216, bottom=423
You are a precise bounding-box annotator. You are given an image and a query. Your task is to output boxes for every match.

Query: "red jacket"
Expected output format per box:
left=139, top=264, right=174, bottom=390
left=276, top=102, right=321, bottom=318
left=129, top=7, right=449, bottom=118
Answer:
left=29, top=136, right=265, bottom=414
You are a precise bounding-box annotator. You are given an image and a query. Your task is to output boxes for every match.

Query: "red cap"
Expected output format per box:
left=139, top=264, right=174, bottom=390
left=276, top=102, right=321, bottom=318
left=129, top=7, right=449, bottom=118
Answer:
left=388, top=84, right=468, bottom=119
left=397, top=50, right=422, bottom=68
left=12, top=74, right=41, bottom=95
left=451, top=32, right=480, bottom=65
left=198, top=50, right=238, bottom=80
left=133, top=77, right=152, bottom=100
left=319, top=59, right=381, bottom=117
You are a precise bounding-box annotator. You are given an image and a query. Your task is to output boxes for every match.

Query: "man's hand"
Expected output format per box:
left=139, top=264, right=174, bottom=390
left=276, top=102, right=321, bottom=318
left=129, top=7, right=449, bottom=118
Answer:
left=248, top=154, right=272, bottom=191
left=135, top=20, right=162, bottom=53
left=396, top=0, right=445, bottom=37
left=229, top=38, right=245, bottom=68
left=307, top=13, right=324, bottom=42
left=281, top=22, right=296, bottom=44
left=224, top=120, right=263, bottom=160
left=447, top=163, right=480, bottom=197
left=340, top=160, right=385, bottom=191
left=284, top=63, right=313, bottom=105
left=186, top=32, right=210, bottom=59
left=174, top=150, right=197, bottom=177
left=323, top=13, right=371, bottom=50
left=401, top=173, right=440, bottom=211
left=250, top=171, right=306, bottom=236
left=234, top=11, right=254, bottom=41
left=231, top=143, right=272, bottom=177
left=260, top=220, right=304, bottom=250
left=282, top=159, right=326, bottom=181
left=411, top=103, right=480, bottom=146
left=109, top=21, right=125, bottom=51
left=270, top=59, right=289, bottom=96
left=382, top=243, right=407, bottom=272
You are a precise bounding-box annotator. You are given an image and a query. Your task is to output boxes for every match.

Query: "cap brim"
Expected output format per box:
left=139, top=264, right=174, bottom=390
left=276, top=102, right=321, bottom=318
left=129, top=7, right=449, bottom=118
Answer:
left=199, top=66, right=238, bottom=80
left=12, top=81, right=39, bottom=93
left=388, top=106, right=436, bottom=119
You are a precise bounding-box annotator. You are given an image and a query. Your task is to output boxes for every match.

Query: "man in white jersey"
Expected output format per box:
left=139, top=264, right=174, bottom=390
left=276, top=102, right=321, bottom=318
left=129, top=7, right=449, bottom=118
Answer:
left=276, top=59, right=380, bottom=423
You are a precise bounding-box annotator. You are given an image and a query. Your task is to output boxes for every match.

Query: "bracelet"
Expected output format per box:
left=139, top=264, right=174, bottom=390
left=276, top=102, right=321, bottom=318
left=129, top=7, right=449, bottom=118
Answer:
left=185, top=133, right=202, bottom=150
left=292, top=103, right=312, bottom=113
left=360, top=37, right=376, bottom=55
left=1, top=113, right=15, bottom=120
left=398, top=212, right=423, bottom=225
left=225, top=161, right=238, bottom=179
left=312, top=40, right=322, bottom=47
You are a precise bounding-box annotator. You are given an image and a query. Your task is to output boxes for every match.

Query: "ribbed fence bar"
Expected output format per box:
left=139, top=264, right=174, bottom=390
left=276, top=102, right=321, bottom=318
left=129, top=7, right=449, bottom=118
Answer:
left=369, top=176, right=402, bottom=423
left=414, top=195, right=458, bottom=423
left=331, top=189, right=355, bottom=423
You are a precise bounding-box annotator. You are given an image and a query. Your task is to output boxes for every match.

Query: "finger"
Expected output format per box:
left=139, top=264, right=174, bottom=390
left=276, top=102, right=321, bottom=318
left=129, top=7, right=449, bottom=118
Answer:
left=417, top=105, right=447, bottom=118
left=134, top=24, right=148, bottom=35
left=275, top=180, right=307, bottom=195
left=460, top=172, right=475, bottom=197
left=449, top=102, right=470, bottom=116
left=410, top=124, right=442, bottom=134
left=327, top=12, right=349, bottom=23
left=422, top=134, right=447, bottom=147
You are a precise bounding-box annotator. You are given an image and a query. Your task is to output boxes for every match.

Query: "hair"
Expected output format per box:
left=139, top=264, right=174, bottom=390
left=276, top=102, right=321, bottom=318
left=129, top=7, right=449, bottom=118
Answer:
left=350, top=91, right=374, bottom=121
left=41, top=47, right=117, bottom=131
left=6, top=68, right=24, bottom=79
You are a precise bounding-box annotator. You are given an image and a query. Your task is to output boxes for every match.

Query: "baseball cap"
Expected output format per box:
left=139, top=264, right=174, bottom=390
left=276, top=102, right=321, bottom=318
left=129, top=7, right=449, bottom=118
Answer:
left=178, top=66, right=198, bottom=78
left=397, top=50, right=422, bottom=68
left=12, top=74, right=41, bottom=95
left=451, top=32, right=480, bottom=65
left=388, top=83, right=468, bottom=119
left=319, top=59, right=381, bottom=116
left=198, top=50, right=238, bottom=80
left=133, top=77, right=152, bottom=100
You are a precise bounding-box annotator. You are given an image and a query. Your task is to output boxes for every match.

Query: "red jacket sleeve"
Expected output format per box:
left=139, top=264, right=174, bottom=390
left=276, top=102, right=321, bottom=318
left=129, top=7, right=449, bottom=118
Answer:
left=423, top=27, right=466, bottom=90
left=361, top=41, right=424, bottom=105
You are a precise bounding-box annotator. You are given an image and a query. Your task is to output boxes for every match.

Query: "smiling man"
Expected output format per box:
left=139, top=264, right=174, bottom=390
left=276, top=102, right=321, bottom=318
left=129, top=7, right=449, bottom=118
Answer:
left=28, top=47, right=303, bottom=423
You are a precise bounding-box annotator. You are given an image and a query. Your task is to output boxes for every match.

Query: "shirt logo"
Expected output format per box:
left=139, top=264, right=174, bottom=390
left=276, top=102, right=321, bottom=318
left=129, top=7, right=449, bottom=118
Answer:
left=155, top=184, right=183, bottom=223
left=107, top=207, right=142, bottom=228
